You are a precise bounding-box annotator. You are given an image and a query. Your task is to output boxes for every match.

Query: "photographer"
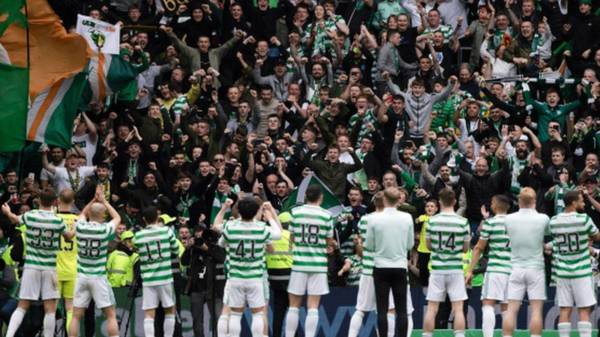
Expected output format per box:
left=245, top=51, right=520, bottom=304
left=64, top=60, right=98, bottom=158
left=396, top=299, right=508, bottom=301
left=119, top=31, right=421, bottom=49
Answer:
left=181, top=225, right=226, bottom=337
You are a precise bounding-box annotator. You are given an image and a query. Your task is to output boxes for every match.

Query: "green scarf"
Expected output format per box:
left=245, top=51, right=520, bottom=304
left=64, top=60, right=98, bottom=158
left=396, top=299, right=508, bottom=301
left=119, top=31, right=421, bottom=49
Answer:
left=210, top=192, right=231, bottom=225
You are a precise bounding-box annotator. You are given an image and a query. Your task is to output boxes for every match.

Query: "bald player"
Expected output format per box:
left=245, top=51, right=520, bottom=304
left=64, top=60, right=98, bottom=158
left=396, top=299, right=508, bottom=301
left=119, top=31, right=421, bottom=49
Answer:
left=503, top=187, right=550, bottom=337
left=69, top=187, right=121, bottom=337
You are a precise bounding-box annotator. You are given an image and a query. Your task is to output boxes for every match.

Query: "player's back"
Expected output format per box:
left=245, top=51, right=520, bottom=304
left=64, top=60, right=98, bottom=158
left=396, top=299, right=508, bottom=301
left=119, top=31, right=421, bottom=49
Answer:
left=427, top=211, right=469, bottom=273
left=290, top=204, right=334, bottom=273
left=549, top=212, right=598, bottom=279
left=223, top=219, right=270, bottom=280
left=480, top=214, right=511, bottom=275
left=76, top=219, right=114, bottom=276
left=22, top=209, right=66, bottom=270
left=56, top=212, right=78, bottom=280
left=134, top=225, right=178, bottom=286
left=505, top=208, right=549, bottom=269
left=358, top=215, right=374, bottom=276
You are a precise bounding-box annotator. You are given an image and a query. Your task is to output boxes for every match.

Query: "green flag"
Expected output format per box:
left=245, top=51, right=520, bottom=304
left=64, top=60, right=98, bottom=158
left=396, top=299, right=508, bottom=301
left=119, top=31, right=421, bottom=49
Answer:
left=281, top=174, right=344, bottom=216
left=0, top=63, right=28, bottom=152
left=0, top=0, right=28, bottom=152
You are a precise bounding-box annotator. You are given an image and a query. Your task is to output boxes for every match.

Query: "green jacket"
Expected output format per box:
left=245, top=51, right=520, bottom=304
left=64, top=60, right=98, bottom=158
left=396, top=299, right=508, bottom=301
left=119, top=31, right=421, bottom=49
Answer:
left=523, top=84, right=580, bottom=142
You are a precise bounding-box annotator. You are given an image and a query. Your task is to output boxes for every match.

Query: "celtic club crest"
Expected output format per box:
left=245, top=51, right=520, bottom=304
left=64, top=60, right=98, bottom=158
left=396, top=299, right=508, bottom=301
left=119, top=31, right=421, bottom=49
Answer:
left=89, top=29, right=106, bottom=49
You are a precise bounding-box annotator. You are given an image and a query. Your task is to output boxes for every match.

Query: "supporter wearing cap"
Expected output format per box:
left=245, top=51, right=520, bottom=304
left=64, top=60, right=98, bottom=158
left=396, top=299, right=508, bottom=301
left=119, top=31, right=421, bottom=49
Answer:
left=107, top=230, right=139, bottom=288
left=42, top=147, right=96, bottom=194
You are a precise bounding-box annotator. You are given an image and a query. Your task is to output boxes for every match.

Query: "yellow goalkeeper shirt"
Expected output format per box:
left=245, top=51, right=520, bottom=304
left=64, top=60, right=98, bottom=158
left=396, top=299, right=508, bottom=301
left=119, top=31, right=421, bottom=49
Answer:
left=56, top=212, right=78, bottom=281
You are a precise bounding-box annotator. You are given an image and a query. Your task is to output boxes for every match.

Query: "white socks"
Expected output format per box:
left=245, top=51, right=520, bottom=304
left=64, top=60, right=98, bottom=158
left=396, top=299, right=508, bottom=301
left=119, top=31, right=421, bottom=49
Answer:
left=578, top=321, right=592, bottom=337
left=229, top=312, right=243, bottom=337
left=305, top=308, right=319, bottom=337
left=43, top=313, right=56, bottom=337
left=407, top=314, right=413, bottom=337
left=5, top=307, right=25, bottom=337
left=558, top=322, right=571, bottom=337
left=164, top=314, right=176, bottom=337
left=144, top=318, right=155, bottom=337
left=387, top=313, right=395, bottom=337
left=423, top=332, right=432, bottom=337
left=482, top=305, right=495, bottom=337
left=285, top=307, right=299, bottom=337
left=218, top=313, right=230, bottom=337
left=455, top=330, right=465, bottom=337
left=348, top=310, right=364, bottom=337
left=251, top=312, right=264, bottom=337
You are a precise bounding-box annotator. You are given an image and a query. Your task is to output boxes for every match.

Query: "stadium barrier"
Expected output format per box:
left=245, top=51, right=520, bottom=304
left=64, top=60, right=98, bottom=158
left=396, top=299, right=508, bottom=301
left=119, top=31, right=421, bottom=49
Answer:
left=80, top=286, right=600, bottom=336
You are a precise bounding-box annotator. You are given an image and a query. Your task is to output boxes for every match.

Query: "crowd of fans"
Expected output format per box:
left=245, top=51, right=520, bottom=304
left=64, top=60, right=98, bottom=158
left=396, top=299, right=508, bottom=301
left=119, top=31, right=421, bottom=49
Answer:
left=1, top=0, right=600, bottom=335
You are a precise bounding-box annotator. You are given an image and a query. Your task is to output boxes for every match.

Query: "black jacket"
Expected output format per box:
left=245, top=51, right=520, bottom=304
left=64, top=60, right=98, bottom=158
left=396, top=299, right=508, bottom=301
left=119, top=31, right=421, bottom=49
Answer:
left=459, top=160, right=510, bottom=222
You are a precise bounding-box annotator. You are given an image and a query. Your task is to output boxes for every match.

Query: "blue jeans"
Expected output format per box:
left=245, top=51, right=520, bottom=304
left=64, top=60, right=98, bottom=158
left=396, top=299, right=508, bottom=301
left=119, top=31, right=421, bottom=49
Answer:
left=0, top=297, right=17, bottom=323
left=470, top=220, right=481, bottom=245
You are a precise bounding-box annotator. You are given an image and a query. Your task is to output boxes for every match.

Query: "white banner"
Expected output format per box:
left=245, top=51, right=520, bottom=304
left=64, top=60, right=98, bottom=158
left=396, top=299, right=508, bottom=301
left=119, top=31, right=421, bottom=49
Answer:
left=76, top=14, right=121, bottom=55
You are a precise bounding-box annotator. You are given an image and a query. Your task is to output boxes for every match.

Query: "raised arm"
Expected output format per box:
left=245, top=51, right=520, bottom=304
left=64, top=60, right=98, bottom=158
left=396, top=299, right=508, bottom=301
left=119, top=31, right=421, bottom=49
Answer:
left=81, top=112, right=98, bottom=143
left=262, top=202, right=282, bottom=240
left=1, top=204, right=20, bottom=225
left=41, top=147, right=56, bottom=174
left=213, top=198, right=234, bottom=233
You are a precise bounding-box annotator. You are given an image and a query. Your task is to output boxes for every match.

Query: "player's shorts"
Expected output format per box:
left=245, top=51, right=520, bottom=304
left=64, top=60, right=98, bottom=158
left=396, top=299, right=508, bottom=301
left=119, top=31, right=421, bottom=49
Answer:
left=355, top=274, right=395, bottom=312
left=225, top=279, right=265, bottom=309
left=556, top=277, right=597, bottom=308
left=481, top=272, right=509, bottom=302
left=223, top=281, right=231, bottom=305
left=426, top=272, right=468, bottom=302
left=507, top=268, right=546, bottom=301
left=142, top=284, right=175, bottom=310
left=287, top=271, right=329, bottom=296
left=58, top=279, right=75, bottom=299
left=355, top=274, right=414, bottom=313
left=263, top=274, right=270, bottom=302
left=19, top=268, right=59, bottom=301
left=73, top=274, right=116, bottom=309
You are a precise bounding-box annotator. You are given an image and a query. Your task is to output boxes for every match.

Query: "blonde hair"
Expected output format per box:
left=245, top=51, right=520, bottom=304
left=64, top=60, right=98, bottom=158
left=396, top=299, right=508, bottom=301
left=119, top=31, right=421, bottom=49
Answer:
left=518, top=187, right=536, bottom=207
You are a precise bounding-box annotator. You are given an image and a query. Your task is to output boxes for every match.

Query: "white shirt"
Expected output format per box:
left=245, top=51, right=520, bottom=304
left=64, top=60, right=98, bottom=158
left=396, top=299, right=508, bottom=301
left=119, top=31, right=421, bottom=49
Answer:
left=53, top=166, right=96, bottom=193
left=365, top=208, right=414, bottom=269
left=72, top=133, right=97, bottom=166
left=505, top=208, right=550, bottom=270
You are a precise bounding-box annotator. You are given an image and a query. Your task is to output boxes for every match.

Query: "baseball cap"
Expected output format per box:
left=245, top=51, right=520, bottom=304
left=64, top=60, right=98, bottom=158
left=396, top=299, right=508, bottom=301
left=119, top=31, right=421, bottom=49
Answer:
left=121, top=231, right=134, bottom=241
left=160, top=214, right=177, bottom=225
left=278, top=212, right=292, bottom=223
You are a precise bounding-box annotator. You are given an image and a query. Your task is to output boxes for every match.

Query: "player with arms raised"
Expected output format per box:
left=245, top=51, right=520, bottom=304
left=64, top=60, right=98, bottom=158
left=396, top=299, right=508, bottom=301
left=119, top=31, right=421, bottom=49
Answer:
left=220, top=197, right=278, bottom=337
left=2, top=188, right=74, bottom=337
left=69, top=187, right=121, bottom=337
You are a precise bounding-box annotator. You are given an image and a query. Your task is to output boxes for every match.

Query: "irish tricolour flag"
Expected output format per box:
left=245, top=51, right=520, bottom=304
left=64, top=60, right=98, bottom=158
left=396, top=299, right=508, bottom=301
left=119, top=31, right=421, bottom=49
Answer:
left=0, top=0, right=91, bottom=151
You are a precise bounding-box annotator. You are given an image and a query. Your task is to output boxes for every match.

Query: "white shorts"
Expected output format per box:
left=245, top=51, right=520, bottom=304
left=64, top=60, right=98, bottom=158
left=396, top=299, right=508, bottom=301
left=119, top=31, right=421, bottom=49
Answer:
left=556, top=277, right=597, bottom=308
left=356, top=275, right=395, bottom=312
left=287, top=271, right=329, bottom=296
left=19, top=268, right=59, bottom=300
left=426, top=273, right=468, bottom=302
left=263, top=274, right=270, bottom=302
left=142, top=284, right=175, bottom=310
left=225, top=279, right=266, bottom=309
left=481, top=272, right=509, bottom=302
left=73, top=274, right=116, bottom=309
left=507, top=268, right=546, bottom=301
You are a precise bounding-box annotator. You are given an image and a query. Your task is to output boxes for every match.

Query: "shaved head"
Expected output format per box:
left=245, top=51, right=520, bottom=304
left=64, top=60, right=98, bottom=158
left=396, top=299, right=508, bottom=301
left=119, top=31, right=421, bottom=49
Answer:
left=89, top=202, right=107, bottom=221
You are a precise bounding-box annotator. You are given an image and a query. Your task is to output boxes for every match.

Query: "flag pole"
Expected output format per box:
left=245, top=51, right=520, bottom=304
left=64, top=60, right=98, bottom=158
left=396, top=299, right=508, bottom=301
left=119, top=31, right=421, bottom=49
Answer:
left=17, top=0, right=30, bottom=188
